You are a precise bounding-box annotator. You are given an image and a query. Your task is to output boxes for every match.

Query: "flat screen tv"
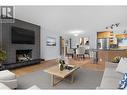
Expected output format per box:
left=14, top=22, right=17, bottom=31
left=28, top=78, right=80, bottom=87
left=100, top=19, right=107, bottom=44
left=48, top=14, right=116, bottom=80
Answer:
left=11, top=26, right=35, bottom=44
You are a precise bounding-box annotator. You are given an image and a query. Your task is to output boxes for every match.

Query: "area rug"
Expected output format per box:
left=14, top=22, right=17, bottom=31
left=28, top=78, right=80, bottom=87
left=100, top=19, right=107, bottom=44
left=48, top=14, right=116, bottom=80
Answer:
left=17, top=69, right=103, bottom=89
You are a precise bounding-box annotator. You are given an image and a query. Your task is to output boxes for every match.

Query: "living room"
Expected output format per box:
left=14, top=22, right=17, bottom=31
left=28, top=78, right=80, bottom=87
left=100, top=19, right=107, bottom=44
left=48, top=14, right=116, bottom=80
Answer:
left=0, top=6, right=127, bottom=90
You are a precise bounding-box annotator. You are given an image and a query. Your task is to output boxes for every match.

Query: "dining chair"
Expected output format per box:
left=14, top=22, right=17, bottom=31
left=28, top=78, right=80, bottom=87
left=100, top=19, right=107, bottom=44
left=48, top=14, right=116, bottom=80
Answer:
left=85, top=49, right=90, bottom=58
left=66, top=48, right=74, bottom=58
left=76, top=47, right=85, bottom=59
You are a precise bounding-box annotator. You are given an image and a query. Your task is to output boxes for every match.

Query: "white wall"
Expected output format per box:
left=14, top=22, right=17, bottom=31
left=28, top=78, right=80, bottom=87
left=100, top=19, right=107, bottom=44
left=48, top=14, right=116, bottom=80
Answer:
left=41, top=26, right=60, bottom=60
left=15, top=6, right=127, bottom=60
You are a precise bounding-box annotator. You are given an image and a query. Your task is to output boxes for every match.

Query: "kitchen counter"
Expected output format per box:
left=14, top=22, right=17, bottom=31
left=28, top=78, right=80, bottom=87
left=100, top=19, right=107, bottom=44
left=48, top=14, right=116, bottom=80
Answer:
left=98, top=48, right=127, bottom=51
left=99, top=49, right=127, bottom=51
left=97, top=49, right=127, bottom=63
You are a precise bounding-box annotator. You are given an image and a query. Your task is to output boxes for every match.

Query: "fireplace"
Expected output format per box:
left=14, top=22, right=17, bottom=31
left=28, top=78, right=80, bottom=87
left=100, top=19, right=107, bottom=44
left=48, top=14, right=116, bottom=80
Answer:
left=16, top=49, right=32, bottom=62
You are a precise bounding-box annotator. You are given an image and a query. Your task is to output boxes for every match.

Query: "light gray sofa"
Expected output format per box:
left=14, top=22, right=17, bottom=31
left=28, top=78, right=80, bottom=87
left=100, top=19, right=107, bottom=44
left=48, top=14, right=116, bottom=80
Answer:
left=0, top=70, right=40, bottom=90
left=0, top=70, right=17, bottom=89
left=97, top=62, right=123, bottom=89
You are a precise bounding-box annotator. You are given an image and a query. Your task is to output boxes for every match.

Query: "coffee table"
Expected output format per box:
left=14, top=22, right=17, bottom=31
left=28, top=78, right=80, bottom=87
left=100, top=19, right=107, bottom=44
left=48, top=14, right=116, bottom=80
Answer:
left=43, top=65, right=80, bottom=86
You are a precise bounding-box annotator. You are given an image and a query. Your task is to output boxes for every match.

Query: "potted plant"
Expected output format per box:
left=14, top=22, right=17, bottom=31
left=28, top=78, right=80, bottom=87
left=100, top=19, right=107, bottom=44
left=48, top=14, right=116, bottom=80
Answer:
left=112, top=56, right=121, bottom=63
left=0, top=50, right=7, bottom=67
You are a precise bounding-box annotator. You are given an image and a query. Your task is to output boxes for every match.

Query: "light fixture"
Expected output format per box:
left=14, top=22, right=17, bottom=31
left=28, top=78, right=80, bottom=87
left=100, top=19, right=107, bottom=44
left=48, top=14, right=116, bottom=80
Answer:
left=105, top=23, right=120, bottom=30
left=69, top=30, right=85, bottom=36
left=105, top=23, right=127, bottom=34
left=74, top=34, right=78, bottom=36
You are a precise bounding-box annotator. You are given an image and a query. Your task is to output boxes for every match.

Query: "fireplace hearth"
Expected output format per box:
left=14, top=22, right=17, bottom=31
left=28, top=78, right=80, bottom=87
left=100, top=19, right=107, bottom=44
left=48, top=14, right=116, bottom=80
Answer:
left=16, top=49, right=32, bottom=62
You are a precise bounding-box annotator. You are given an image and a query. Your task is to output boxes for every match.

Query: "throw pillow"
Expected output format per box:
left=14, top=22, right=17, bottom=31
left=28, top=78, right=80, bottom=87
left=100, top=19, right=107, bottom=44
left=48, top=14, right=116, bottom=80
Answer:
left=116, top=58, right=127, bottom=74
left=124, top=57, right=127, bottom=62
left=119, top=73, right=127, bottom=89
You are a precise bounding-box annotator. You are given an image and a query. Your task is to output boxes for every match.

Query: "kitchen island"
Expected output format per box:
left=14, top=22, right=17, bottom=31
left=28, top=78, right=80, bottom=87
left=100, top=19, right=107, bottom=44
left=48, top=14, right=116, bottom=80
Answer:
left=98, top=49, right=127, bottom=63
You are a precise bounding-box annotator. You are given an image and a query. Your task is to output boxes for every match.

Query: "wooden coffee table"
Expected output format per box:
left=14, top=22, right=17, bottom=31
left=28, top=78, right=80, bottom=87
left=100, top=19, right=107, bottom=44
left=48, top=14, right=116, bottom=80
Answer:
left=43, top=65, right=80, bottom=86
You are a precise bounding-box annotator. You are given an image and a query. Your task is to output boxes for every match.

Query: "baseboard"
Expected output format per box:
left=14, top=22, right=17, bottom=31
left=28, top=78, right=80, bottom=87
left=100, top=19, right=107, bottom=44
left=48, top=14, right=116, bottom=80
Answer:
left=43, top=58, right=57, bottom=62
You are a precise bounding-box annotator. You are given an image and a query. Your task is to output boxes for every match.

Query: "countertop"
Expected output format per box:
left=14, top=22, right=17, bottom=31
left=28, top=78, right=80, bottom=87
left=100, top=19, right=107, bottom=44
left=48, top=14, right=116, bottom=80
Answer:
left=98, top=48, right=127, bottom=51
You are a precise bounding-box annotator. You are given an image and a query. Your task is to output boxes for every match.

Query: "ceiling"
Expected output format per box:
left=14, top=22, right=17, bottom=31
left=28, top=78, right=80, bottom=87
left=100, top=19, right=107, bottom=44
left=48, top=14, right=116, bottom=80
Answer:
left=15, top=6, right=127, bottom=36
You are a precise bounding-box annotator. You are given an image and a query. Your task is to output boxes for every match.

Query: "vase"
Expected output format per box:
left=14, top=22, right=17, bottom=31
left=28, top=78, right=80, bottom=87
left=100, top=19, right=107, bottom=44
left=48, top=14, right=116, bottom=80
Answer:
left=60, top=64, right=64, bottom=71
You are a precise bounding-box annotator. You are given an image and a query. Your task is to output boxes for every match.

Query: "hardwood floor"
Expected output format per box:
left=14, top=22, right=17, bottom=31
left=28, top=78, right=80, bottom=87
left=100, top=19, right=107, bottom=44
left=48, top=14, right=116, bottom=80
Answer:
left=11, top=58, right=105, bottom=77
left=68, top=58, right=105, bottom=71
left=11, top=60, right=57, bottom=77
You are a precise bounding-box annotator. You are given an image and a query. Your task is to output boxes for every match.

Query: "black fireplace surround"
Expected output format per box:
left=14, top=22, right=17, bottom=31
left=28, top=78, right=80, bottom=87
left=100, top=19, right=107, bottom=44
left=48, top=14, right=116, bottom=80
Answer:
left=2, top=49, right=41, bottom=70
left=1, top=19, right=41, bottom=70
left=2, top=59, right=41, bottom=70
left=16, top=49, right=32, bottom=62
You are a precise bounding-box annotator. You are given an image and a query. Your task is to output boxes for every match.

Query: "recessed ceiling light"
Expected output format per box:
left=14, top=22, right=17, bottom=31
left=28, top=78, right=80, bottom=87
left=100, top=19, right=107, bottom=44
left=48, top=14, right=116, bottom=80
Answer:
left=69, top=30, right=84, bottom=34
left=74, top=34, right=78, bottom=36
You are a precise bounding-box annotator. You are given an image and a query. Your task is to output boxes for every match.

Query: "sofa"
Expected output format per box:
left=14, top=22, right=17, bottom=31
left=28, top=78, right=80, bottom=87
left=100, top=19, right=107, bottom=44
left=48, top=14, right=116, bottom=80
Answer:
left=97, top=62, right=123, bottom=89
left=0, top=70, right=40, bottom=90
left=0, top=83, right=40, bottom=90
left=0, top=70, right=17, bottom=89
left=0, top=83, right=11, bottom=89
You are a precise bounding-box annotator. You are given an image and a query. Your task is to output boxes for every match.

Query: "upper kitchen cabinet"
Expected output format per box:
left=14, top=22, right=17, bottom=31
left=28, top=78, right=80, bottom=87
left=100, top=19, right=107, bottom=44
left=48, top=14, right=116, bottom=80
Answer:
left=97, top=31, right=112, bottom=39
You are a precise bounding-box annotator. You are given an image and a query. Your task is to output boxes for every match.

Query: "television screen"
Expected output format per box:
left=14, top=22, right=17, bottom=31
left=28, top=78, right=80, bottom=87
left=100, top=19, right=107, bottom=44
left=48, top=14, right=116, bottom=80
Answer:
left=11, top=26, right=35, bottom=44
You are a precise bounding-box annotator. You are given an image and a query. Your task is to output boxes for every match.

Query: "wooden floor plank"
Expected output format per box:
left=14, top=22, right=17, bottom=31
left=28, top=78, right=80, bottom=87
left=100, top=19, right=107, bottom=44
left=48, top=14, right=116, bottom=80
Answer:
left=11, top=58, right=105, bottom=77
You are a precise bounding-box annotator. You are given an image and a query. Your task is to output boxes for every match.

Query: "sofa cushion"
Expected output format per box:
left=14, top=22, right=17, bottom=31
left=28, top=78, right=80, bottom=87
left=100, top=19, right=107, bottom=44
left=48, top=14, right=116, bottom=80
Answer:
left=0, top=83, right=11, bottom=90
left=27, top=85, right=40, bottom=90
left=116, top=58, right=127, bottom=74
left=100, top=77, right=120, bottom=89
left=100, top=62, right=123, bottom=89
left=0, top=70, right=16, bottom=80
left=104, top=68, right=123, bottom=78
left=100, top=68, right=122, bottom=89
left=119, top=73, right=127, bottom=89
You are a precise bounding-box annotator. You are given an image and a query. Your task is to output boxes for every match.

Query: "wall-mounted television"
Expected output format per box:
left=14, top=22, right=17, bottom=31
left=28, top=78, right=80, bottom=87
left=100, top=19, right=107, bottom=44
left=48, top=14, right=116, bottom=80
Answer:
left=11, top=26, right=35, bottom=44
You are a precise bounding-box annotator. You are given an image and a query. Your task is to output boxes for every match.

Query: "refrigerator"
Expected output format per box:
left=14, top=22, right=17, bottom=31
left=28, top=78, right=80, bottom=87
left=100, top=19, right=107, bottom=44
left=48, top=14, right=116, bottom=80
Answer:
left=97, top=38, right=109, bottom=50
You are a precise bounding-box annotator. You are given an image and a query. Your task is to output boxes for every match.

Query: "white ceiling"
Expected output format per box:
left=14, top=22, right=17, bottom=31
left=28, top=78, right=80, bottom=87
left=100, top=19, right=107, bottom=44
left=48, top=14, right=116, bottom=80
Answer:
left=15, top=6, right=127, bottom=35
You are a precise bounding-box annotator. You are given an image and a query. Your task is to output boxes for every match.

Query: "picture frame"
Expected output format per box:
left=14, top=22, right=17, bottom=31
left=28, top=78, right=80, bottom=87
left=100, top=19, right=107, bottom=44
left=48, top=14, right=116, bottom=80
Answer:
left=46, top=37, right=56, bottom=46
